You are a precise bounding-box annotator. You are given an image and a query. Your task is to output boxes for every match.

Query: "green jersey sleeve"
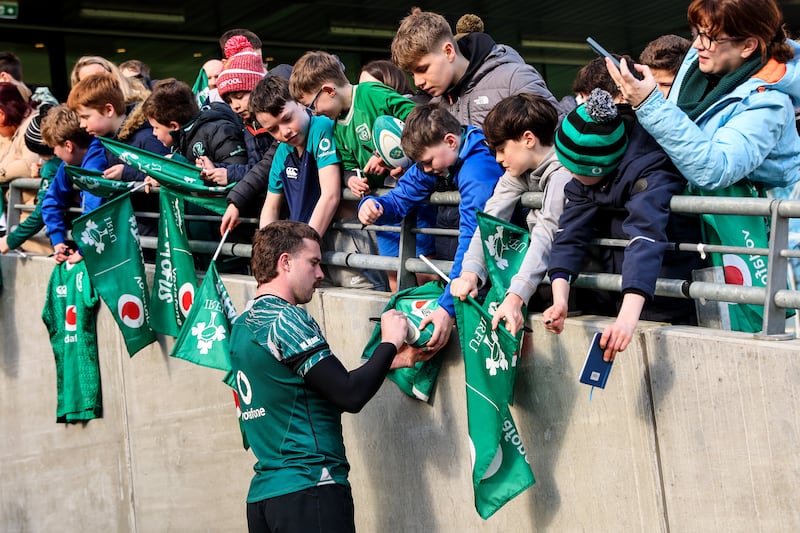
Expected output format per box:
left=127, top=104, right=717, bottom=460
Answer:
left=267, top=304, right=332, bottom=377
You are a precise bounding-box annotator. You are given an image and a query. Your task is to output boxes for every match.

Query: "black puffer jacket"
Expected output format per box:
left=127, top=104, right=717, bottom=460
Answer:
left=171, top=102, right=248, bottom=165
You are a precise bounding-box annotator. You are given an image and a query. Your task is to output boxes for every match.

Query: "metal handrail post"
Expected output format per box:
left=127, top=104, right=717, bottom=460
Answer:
left=757, top=199, right=793, bottom=339
left=396, top=210, right=417, bottom=291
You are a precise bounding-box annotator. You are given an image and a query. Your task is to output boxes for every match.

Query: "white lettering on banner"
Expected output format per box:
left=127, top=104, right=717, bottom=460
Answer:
left=79, top=217, right=117, bottom=254
left=742, top=229, right=768, bottom=285
left=157, top=252, right=175, bottom=303
left=215, top=278, right=237, bottom=320
left=64, top=334, right=78, bottom=344
left=502, top=418, right=529, bottom=463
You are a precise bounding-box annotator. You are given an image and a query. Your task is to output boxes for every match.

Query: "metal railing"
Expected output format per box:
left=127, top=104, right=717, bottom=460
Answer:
left=5, top=178, right=800, bottom=339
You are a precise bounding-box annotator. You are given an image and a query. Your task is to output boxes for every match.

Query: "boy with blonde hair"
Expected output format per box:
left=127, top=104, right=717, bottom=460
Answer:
left=391, top=10, right=561, bottom=127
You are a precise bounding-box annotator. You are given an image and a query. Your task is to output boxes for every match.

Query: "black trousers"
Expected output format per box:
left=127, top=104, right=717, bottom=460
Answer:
left=246, top=484, right=355, bottom=533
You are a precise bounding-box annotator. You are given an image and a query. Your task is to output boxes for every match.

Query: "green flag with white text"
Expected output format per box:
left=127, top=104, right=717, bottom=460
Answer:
left=99, top=137, right=232, bottom=215
left=691, top=182, right=767, bottom=333
left=66, top=166, right=136, bottom=198
left=73, top=192, right=156, bottom=356
left=149, top=189, right=197, bottom=337
left=170, top=261, right=237, bottom=372
left=455, top=296, right=534, bottom=519
left=477, top=211, right=530, bottom=404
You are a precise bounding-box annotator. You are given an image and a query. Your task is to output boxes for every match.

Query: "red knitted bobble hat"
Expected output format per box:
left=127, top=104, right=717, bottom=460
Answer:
left=217, top=35, right=266, bottom=97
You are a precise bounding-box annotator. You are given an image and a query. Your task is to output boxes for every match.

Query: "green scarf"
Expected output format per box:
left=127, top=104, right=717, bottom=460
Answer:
left=677, top=54, right=764, bottom=121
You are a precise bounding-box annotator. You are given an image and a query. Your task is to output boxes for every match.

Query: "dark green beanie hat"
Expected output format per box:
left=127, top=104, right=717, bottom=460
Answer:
left=554, top=88, right=628, bottom=177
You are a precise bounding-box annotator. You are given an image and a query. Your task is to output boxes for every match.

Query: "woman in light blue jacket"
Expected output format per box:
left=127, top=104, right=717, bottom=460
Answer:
left=609, top=0, right=799, bottom=191
left=606, top=0, right=800, bottom=332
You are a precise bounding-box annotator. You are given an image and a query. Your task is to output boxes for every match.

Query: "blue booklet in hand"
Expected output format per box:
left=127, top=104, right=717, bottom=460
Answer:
left=579, top=332, right=613, bottom=388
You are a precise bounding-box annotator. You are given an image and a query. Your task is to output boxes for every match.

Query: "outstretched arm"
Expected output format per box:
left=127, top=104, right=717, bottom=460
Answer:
left=303, top=309, right=408, bottom=413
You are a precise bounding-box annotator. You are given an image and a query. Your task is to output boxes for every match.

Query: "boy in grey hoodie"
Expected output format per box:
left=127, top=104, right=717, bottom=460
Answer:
left=450, top=94, right=571, bottom=336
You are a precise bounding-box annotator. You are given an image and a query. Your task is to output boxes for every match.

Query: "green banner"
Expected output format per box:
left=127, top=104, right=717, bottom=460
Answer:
left=191, top=66, right=210, bottom=108
left=149, top=189, right=197, bottom=337
left=477, top=211, right=531, bottom=291
left=99, top=137, right=231, bottom=214
left=170, top=262, right=237, bottom=372
left=455, top=296, right=534, bottom=519
left=66, top=166, right=136, bottom=198
left=691, top=182, right=767, bottom=333
left=361, top=281, right=446, bottom=402
left=73, top=192, right=156, bottom=356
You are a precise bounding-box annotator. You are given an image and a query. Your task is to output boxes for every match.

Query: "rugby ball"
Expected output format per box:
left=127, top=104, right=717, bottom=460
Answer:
left=372, top=115, right=412, bottom=169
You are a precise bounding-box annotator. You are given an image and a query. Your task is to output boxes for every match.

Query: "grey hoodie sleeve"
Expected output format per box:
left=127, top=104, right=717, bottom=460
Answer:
left=507, top=166, right=572, bottom=302
left=460, top=170, right=528, bottom=285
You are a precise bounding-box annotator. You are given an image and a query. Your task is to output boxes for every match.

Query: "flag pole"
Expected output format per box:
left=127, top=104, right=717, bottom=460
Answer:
left=420, top=255, right=518, bottom=340
left=419, top=254, right=451, bottom=283
left=213, top=229, right=230, bottom=263
left=131, top=181, right=148, bottom=194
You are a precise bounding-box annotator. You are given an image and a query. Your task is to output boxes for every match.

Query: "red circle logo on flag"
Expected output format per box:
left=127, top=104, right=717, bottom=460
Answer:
left=65, top=305, right=77, bottom=331
left=118, top=294, right=145, bottom=328
left=178, top=282, right=194, bottom=317
left=722, top=254, right=752, bottom=286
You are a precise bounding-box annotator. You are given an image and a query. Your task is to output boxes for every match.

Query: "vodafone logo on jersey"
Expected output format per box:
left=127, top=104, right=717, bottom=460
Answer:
left=65, top=305, right=77, bottom=331
left=178, top=282, right=195, bottom=317
left=722, top=254, right=753, bottom=286
left=118, top=294, right=146, bottom=328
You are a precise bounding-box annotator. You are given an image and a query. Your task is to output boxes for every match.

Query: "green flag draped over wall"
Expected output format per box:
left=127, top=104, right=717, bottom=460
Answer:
left=455, top=297, right=534, bottom=519
left=361, top=281, right=446, bottom=402
left=456, top=211, right=534, bottom=519
left=66, top=166, right=136, bottom=198
left=72, top=192, right=156, bottom=356
left=99, top=137, right=232, bottom=215
left=170, top=261, right=237, bottom=373
left=149, top=189, right=197, bottom=337
left=691, top=182, right=768, bottom=333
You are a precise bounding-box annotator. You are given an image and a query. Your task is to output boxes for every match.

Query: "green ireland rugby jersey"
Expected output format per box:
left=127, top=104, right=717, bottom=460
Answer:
left=229, top=294, right=350, bottom=503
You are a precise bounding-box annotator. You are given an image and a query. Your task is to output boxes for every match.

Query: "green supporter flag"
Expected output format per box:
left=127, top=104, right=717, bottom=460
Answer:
left=192, top=66, right=210, bottom=108
left=170, top=261, right=237, bottom=373
left=65, top=166, right=136, bottom=198
left=99, top=137, right=232, bottom=215
left=361, top=281, right=446, bottom=402
left=477, top=211, right=530, bottom=403
left=149, top=189, right=197, bottom=337
left=73, top=192, right=156, bottom=357
left=455, top=296, right=534, bottom=519
left=691, top=182, right=768, bottom=333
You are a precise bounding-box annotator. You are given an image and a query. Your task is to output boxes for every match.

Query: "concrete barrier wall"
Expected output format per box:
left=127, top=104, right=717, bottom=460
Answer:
left=1, top=255, right=799, bottom=532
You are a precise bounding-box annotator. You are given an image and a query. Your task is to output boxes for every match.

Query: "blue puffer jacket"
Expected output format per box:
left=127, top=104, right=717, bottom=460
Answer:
left=635, top=40, right=800, bottom=191
left=358, top=126, right=502, bottom=315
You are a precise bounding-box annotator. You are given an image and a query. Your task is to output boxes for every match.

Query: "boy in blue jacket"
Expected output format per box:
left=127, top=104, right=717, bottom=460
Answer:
left=358, top=104, right=502, bottom=351
left=39, top=105, right=108, bottom=263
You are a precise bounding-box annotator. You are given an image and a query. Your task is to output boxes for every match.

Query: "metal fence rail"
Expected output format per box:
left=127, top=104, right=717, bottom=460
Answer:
left=5, top=178, right=800, bottom=338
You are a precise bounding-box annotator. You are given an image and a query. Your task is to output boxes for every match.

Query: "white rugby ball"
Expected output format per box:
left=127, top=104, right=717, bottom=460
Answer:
left=372, top=115, right=412, bottom=169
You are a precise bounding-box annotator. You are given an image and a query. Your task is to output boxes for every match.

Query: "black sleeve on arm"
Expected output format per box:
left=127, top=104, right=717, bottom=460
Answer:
left=303, top=342, right=397, bottom=413
left=226, top=142, right=278, bottom=209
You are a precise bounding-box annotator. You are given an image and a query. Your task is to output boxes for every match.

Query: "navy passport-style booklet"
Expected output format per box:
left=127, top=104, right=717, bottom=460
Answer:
left=579, top=332, right=614, bottom=389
